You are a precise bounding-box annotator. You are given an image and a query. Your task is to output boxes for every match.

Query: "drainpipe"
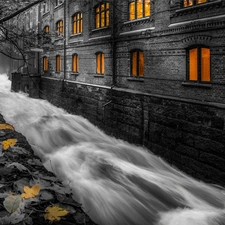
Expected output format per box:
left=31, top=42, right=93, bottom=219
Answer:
left=63, top=0, right=66, bottom=89
left=112, top=0, right=117, bottom=86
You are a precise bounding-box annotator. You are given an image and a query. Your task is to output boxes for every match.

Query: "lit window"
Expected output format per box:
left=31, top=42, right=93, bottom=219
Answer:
left=184, top=0, right=207, bottom=7
left=43, top=57, right=48, bottom=71
left=56, top=20, right=63, bottom=36
left=73, top=12, right=82, bottom=34
left=188, top=47, right=210, bottom=82
left=129, top=0, right=150, bottom=20
left=95, top=3, right=110, bottom=28
left=56, top=55, right=61, bottom=72
left=96, top=52, right=105, bottom=74
left=72, top=54, right=79, bottom=73
left=44, top=25, right=50, bottom=34
left=131, top=50, right=144, bottom=77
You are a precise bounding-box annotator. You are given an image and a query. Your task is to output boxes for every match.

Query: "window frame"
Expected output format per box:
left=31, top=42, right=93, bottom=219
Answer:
left=56, top=20, right=63, bottom=36
left=72, top=54, right=79, bottom=73
left=96, top=52, right=105, bottom=75
left=130, top=49, right=144, bottom=77
left=129, top=0, right=151, bottom=21
left=186, top=46, right=211, bottom=83
left=183, top=0, right=207, bottom=8
left=56, top=55, right=61, bottom=72
left=43, top=56, right=49, bottom=72
left=55, top=0, right=63, bottom=7
left=95, top=3, right=110, bottom=29
left=72, top=12, right=83, bottom=34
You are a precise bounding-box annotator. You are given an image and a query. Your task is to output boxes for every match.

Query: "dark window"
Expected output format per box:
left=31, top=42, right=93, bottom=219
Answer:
left=187, top=47, right=210, bottom=82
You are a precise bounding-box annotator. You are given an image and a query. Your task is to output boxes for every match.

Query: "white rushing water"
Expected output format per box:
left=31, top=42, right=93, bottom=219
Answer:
left=0, top=73, right=225, bottom=225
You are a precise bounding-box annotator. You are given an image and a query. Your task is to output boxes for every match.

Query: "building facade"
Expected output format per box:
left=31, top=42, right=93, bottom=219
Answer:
left=10, top=0, right=225, bottom=185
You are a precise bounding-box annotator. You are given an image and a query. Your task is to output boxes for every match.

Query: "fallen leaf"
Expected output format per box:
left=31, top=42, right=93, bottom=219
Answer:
left=2, top=138, right=17, bottom=150
left=0, top=123, right=14, bottom=130
left=7, top=162, right=29, bottom=172
left=45, top=205, right=69, bottom=221
left=3, top=194, right=22, bottom=213
left=21, top=184, right=41, bottom=199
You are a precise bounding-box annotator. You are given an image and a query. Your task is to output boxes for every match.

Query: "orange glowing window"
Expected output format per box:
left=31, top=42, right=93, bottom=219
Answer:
left=184, top=0, right=207, bottom=7
left=95, top=3, right=110, bottom=29
left=43, top=57, right=48, bottom=71
left=188, top=47, right=210, bottom=82
left=56, top=55, right=61, bottom=72
left=72, top=54, right=78, bottom=73
left=73, top=12, right=82, bottom=34
left=96, top=52, right=105, bottom=75
left=129, top=0, right=151, bottom=20
left=56, top=20, right=63, bottom=36
left=131, top=50, right=144, bottom=77
left=44, top=25, right=49, bottom=34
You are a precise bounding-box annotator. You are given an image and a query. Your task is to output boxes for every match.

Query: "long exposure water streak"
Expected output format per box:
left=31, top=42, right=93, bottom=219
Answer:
left=0, top=74, right=225, bottom=225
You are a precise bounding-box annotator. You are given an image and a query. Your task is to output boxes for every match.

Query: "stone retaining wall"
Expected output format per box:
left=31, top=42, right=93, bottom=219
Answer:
left=40, top=77, right=225, bottom=186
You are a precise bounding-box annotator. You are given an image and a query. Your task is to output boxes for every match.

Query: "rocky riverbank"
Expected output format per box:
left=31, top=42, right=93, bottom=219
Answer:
left=0, top=114, right=97, bottom=225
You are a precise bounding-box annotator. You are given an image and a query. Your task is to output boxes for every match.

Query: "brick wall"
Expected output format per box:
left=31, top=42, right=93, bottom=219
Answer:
left=40, top=77, right=225, bottom=186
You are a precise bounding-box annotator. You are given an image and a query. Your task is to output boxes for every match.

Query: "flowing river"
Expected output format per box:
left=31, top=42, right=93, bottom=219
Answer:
left=0, top=73, right=225, bottom=225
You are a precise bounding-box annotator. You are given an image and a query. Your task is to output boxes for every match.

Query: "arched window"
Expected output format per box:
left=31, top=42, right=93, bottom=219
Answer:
left=95, top=3, right=110, bottom=29
left=187, top=47, right=210, bottom=82
left=131, top=50, right=144, bottom=77
left=43, top=56, right=48, bottom=71
left=183, top=0, right=207, bottom=7
left=44, top=25, right=50, bottom=34
left=56, top=55, right=61, bottom=72
left=96, top=52, right=105, bottom=75
left=72, top=54, right=79, bottom=73
left=72, top=12, right=82, bottom=34
left=56, top=20, right=63, bottom=36
left=129, top=0, right=150, bottom=21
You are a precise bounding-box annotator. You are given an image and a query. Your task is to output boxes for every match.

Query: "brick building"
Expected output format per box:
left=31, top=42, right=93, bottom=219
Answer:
left=9, top=0, right=225, bottom=185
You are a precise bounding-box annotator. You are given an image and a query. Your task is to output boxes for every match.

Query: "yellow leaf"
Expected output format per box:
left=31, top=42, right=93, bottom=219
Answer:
left=21, top=184, right=41, bottom=199
left=0, top=123, right=14, bottom=130
left=2, top=138, right=17, bottom=150
left=45, top=205, right=69, bottom=221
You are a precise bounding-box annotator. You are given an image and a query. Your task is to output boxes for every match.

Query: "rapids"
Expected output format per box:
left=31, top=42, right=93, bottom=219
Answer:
left=0, top=73, right=225, bottom=225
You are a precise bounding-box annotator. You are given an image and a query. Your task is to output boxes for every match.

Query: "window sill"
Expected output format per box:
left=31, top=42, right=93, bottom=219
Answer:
left=176, top=0, right=222, bottom=13
left=42, top=11, right=50, bottom=17
left=94, top=75, right=104, bottom=78
left=92, top=27, right=110, bottom=32
left=127, top=77, right=144, bottom=82
left=124, top=16, right=151, bottom=25
left=70, top=33, right=82, bottom=38
left=71, top=72, right=79, bottom=76
left=182, top=82, right=212, bottom=88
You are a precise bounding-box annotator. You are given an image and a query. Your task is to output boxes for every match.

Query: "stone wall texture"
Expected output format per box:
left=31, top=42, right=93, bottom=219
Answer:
left=40, top=77, right=225, bottom=186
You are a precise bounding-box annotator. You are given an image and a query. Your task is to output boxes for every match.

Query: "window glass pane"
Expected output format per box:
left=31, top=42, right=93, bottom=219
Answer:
left=56, top=56, right=61, bottom=72
left=129, top=2, right=135, bottom=20
left=106, top=3, right=109, bottom=9
left=73, top=20, right=77, bottom=34
left=201, top=48, right=210, bottom=82
left=184, top=0, right=193, bottom=7
left=106, top=10, right=109, bottom=26
left=43, top=57, right=48, bottom=71
left=97, top=54, right=101, bottom=74
left=145, top=0, right=150, bottom=17
left=80, top=19, right=83, bottom=33
left=137, top=0, right=143, bottom=19
left=101, top=4, right=105, bottom=10
left=96, top=6, right=99, bottom=13
left=73, top=55, right=77, bottom=72
left=96, top=14, right=100, bottom=28
left=139, top=51, right=144, bottom=76
left=102, top=53, right=105, bottom=74
left=189, top=48, right=198, bottom=81
left=132, top=52, right=137, bottom=76
left=101, top=12, right=105, bottom=27
left=197, top=0, right=206, bottom=4
left=77, top=20, right=80, bottom=33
